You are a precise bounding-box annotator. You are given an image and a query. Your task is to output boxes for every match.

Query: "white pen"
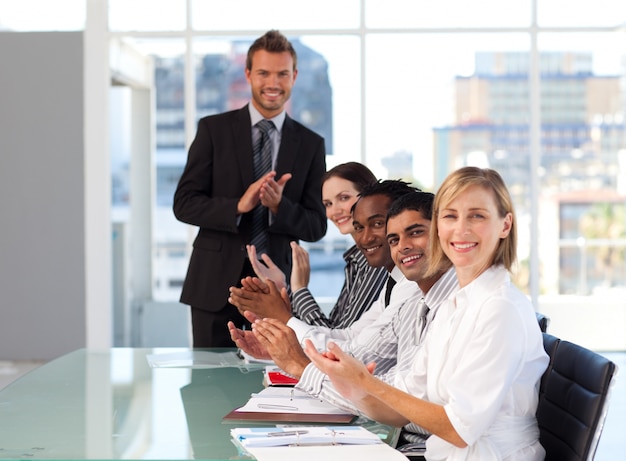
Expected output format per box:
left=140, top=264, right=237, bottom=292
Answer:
left=267, top=430, right=309, bottom=437
left=257, top=403, right=298, bottom=411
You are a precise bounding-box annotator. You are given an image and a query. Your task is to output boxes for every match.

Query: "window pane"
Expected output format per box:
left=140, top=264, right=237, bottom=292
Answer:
left=110, top=38, right=189, bottom=301
left=539, top=31, right=626, bottom=295
left=367, top=33, right=534, bottom=286
left=109, top=0, right=186, bottom=31
left=152, top=42, right=189, bottom=301
left=191, top=0, right=360, bottom=30
left=365, top=33, right=530, bottom=183
left=365, top=0, right=531, bottom=28
left=538, top=0, right=626, bottom=27
left=0, top=0, right=84, bottom=31
left=298, top=35, right=361, bottom=162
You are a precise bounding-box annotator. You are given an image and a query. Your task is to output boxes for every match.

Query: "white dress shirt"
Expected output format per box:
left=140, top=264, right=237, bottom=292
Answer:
left=291, top=245, right=388, bottom=328
left=296, top=268, right=458, bottom=420
left=395, top=265, right=548, bottom=461
left=287, top=266, right=417, bottom=351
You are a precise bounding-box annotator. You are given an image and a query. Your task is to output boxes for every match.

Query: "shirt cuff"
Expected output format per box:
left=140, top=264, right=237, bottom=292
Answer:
left=295, top=362, right=327, bottom=397
left=292, top=287, right=308, bottom=298
left=286, top=316, right=314, bottom=343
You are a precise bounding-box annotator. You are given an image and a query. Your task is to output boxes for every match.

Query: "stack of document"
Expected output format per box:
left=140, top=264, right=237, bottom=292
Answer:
left=231, top=425, right=411, bottom=461
left=146, top=350, right=243, bottom=368
left=232, top=425, right=383, bottom=447
left=223, top=386, right=354, bottom=423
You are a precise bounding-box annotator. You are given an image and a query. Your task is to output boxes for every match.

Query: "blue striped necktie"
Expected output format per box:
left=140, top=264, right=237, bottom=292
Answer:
left=250, top=119, right=274, bottom=256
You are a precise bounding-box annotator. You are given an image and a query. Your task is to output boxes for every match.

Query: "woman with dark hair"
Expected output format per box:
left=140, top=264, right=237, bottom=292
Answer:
left=248, top=161, right=388, bottom=328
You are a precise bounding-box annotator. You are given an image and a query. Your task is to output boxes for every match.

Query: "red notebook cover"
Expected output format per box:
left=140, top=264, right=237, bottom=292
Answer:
left=266, top=370, right=299, bottom=386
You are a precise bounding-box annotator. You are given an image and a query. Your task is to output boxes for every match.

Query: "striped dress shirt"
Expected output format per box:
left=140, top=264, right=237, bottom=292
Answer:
left=291, top=244, right=388, bottom=328
left=296, top=267, right=459, bottom=420
left=287, top=266, right=418, bottom=351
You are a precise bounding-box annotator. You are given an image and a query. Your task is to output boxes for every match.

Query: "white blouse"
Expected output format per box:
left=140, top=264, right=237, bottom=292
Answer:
left=394, top=265, right=549, bottom=461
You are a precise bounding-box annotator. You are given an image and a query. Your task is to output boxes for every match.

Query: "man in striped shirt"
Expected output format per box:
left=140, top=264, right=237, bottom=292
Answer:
left=248, top=180, right=419, bottom=329
left=229, top=191, right=458, bottom=391
left=297, top=192, right=458, bottom=426
left=228, top=180, right=420, bottom=353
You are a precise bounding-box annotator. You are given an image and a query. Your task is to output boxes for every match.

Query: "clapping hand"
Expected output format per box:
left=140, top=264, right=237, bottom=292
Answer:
left=289, top=242, right=311, bottom=291
left=304, top=340, right=376, bottom=402
left=247, top=244, right=287, bottom=291
left=228, top=320, right=271, bottom=360
left=229, top=276, right=292, bottom=323
left=260, top=173, right=292, bottom=215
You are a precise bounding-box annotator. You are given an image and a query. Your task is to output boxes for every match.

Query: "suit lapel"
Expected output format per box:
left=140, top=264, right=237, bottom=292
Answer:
left=276, top=114, right=299, bottom=178
left=232, top=105, right=254, bottom=187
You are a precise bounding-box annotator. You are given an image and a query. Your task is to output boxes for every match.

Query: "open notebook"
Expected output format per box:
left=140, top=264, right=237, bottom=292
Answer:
left=223, top=386, right=355, bottom=423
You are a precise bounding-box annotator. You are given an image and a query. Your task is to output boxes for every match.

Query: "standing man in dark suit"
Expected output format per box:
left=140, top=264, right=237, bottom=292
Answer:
left=173, top=30, right=327, bottom=347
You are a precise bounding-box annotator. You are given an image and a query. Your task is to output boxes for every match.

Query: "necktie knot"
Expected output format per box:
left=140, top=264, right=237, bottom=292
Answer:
left=414, top=298, right=430, bottom=345
left=256, top=119, right=274, bottom=134
left=418, top=298, right=429, bottom=318
left=253, top=119, right=275, bottom=181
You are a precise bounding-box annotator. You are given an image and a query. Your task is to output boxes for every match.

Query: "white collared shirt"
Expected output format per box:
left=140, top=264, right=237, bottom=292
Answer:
left=287, top=266, right=417, bottom=350
left=296, top=268, right=458, bottom=419
left=396, top=265, right=548, bottom=460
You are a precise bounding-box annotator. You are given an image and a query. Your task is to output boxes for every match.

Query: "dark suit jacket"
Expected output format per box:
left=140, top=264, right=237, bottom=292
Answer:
left=173, top=105, right=327, bottom=312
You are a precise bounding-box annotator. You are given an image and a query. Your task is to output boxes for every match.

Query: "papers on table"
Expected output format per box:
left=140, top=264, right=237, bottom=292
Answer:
left=231, top=425, right=383, bottom=447
left=239, top=348, right=275, bottom=365
left=231, top=425, right=411, bottom=461
left=223, top=386, right=355, bottom=423
left=145, top=350, right=266, bottom=370
left=235, top=386, right=349, bottom=415
left=242, top=443, right=411, bottom=461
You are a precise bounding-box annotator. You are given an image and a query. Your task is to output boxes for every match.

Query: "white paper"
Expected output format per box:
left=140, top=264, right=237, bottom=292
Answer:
left=232, top=425, right=382, bottom=447
left=244, top=443, right=410, bottom=461
left=146, top=350, right=255, bottom=369
left=235, top=387, right=352, bottom=415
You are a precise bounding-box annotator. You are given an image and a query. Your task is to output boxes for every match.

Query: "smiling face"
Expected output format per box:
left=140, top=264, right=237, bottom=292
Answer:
left=245, top=49, right=297, bottom=118
left=437, top=184, right=512, bottom=287
left=386, top=209, right=431, bottom=285
left=322, top=176, right=361, bottom=235
left=352, top=194, right=393, bottom=270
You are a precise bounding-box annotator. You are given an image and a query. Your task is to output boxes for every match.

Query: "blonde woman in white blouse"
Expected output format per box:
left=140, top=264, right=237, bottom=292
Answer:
left=305, top=166, right=549, bottom=461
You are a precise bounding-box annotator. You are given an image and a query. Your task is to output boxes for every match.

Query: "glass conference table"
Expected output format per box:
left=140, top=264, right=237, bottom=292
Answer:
left=0, top=348, right=399, bottom=460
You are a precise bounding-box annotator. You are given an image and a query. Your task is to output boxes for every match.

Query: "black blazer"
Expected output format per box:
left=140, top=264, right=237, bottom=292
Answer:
left=173, top=105, right=327, bottom=312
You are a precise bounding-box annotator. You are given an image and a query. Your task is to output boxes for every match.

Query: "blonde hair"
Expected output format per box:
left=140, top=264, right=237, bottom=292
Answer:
left=428, top=167, right=517, bottom=275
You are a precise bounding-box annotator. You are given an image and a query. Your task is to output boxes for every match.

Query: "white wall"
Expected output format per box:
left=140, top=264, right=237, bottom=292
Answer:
left=539, top=294, right=626, bottom=351
left=0, top=32, right=89, bottom=360
left=0, top=28, right=157, bottom=359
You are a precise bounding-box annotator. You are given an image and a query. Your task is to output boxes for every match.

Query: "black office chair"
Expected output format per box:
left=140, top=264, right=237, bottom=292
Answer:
left=537, top=333, right=617, bottom=461
left=536, top=312, right=550, bottom=332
